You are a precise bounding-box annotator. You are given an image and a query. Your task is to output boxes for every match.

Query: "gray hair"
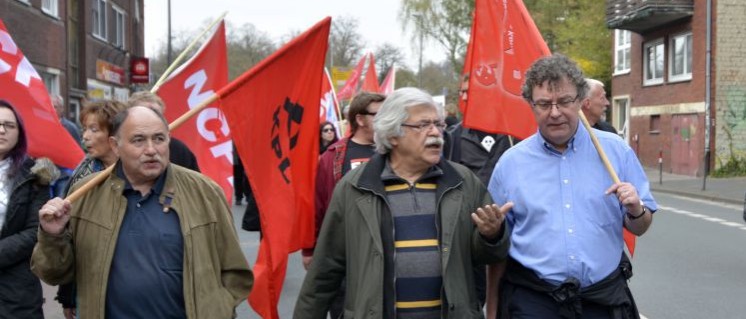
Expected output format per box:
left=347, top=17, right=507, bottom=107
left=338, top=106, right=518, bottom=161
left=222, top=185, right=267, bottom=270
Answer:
left=521, top=54, right=589, bottom=103
left=585, top=78, right=605, bottom=90
left=373, top=87, right=443, bottom=154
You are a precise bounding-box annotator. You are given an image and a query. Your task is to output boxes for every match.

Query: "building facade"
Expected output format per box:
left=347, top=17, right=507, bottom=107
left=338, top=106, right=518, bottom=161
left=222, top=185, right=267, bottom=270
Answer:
left=0, top=0, right=145, bottom=123
left=606, top=0, right=746, bottom=177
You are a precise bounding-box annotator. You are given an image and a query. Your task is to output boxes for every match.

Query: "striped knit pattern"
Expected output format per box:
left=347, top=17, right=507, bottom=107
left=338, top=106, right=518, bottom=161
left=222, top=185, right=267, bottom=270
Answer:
left=384, top=180, right=442, bottom=319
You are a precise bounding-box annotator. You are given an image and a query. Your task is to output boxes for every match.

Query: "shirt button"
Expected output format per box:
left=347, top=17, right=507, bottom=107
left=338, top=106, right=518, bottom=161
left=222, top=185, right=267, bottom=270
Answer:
left=137, top=203, right=141, bottom=208
left=563, top=179, right=569, bottom=184
left=443, top=247, right=449, bottom=252
left=568, top=229, right=573, bottom=234
left=562, top=156, right=566, bottom=160
left=569, top=255, right=575, bottom=260
left=565, top=204, right=571, bottom=209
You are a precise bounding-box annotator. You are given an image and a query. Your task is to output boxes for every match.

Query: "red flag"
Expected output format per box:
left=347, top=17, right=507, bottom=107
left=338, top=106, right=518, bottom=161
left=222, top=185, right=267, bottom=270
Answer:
left=379, top=64, right=396, bottom=95
left=157, top=21, right=233, bottom=204
left=461, top=0, right=550, bottom=139
left=0, top=19, right=84, bottom=169
left=218, top=17, right=330, bottom=318
left=320, top=68, right=341, bottom=136
left=336, top=54, right=366, bottom=100
left=361, top=52, right=379, bottom=92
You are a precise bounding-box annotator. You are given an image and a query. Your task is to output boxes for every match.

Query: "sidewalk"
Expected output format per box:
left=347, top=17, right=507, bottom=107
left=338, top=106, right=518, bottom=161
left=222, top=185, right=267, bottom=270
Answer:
left=644, top=167, right=746, bottom=205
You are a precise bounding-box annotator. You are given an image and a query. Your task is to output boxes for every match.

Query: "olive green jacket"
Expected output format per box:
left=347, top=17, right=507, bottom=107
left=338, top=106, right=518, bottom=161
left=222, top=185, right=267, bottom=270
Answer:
left=295, top=155, right=509, bottom=318
left=31, top=164, right=253, bottom=318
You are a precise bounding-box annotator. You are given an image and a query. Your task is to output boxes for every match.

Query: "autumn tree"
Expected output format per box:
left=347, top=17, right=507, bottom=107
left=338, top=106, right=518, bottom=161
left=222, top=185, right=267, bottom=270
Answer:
left=374, top=43, right=406, bottom=81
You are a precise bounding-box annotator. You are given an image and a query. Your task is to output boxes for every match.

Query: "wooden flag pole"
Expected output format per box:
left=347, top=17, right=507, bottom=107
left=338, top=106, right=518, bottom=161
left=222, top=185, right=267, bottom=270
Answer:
left=578, top=110, right=621, bottom=184
left=65, top=92, right=221, bottom=203
left=63, top=14, right=228, bottom=204
left=150, top=12, right=228, bottom=93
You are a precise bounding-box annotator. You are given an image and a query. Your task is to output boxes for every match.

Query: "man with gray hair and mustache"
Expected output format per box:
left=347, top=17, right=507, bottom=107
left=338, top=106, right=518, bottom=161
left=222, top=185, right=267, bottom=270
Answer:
left=294, top=87, right=511, bottom=318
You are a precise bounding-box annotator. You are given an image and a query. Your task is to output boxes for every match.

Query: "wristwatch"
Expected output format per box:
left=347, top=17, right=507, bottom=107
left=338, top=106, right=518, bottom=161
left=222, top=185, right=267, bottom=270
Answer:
left=627, top=201, right=647, bottom=220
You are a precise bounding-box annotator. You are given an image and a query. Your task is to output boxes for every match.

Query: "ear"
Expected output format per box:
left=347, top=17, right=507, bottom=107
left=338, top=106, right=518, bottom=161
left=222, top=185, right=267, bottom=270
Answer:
left=388, top=136, right=399, bottom=148
left=355, top=114, right=366, bottom=127
left=108, top=136, right=120, bottom=157
left=581, top=98, right=590, bottom=110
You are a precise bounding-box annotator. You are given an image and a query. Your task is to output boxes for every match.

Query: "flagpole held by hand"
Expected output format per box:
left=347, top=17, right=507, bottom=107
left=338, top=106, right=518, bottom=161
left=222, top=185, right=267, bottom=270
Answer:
left=61, top=92, right=221, bottom=207
left=150, top=11, right=228, bottom=93
left=578, top=110, right=620, bottom=184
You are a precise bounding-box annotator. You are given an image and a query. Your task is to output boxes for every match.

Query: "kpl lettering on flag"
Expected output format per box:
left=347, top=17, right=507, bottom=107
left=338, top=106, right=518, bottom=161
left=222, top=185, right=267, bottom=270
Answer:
left=157, top=21, right=233, bottom=204
left=461, top=0, right=550, bottom=140
left=320, top=68, right=341, bottom=136
left=217, top=17, right=330, bottom=318
left=0, top=19, right=84, bottom=169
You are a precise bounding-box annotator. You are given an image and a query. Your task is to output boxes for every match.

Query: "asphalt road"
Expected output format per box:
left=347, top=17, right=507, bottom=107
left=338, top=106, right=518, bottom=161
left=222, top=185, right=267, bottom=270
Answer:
left=630, top=191, right=746, bottom=319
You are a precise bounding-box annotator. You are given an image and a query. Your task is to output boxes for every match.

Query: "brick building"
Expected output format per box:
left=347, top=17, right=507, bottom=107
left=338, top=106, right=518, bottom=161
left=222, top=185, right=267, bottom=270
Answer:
left=0, top=0, right=145, bottom=123
left=606, top=0, right=746, bottom=177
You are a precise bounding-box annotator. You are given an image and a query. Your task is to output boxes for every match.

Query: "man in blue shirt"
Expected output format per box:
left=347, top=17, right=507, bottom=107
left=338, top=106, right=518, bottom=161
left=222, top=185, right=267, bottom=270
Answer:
left=488, top=54, right=656, bottom=319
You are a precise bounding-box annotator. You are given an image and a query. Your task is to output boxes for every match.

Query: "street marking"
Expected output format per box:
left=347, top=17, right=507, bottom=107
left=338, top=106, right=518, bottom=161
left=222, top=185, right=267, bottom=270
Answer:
left=666, top=194, right=742, bottom=211
left=660, top=204, right=746, bottom=231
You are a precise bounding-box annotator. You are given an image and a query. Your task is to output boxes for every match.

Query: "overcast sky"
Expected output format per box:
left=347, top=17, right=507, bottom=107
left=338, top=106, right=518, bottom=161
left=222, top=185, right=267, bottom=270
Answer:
left=144, top=0, right=444, bottom=70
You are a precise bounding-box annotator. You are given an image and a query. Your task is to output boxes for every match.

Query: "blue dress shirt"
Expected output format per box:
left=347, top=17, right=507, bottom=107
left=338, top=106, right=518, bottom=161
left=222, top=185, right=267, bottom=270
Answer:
left=488, top=122, right=657, bottom=287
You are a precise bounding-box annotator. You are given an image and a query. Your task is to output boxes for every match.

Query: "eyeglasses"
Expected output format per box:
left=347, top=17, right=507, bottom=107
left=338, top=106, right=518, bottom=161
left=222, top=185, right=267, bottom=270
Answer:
left=401, top=120, right=447, bottom=132
left=532, top=95, right=579, bottom=112
left=322, top=128, right=335, bottom=133
left=0, top=121, right=18, bottom=131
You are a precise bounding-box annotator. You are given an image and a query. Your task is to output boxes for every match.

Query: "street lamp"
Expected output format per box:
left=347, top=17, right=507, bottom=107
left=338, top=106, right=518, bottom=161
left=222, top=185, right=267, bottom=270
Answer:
left=413, top=13, right=424, bottom=88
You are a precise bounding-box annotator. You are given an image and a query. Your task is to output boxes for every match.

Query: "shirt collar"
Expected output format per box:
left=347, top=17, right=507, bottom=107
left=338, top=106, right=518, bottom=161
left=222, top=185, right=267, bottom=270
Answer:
left=535, top=119, right=588, bottom=155
left=380, top=157, right=443, bottom=184
left=116, top=162, right=168, bottom=196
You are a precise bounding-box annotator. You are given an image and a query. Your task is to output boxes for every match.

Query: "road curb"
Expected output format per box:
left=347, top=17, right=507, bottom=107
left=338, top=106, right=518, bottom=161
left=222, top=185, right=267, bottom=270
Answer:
left=651, top=187, right=745, bottom=206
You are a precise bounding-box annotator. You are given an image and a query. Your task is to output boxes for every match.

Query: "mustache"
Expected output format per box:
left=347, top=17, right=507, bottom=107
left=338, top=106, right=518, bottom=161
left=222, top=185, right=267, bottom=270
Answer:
left=425, top=137, right=444, bottom=147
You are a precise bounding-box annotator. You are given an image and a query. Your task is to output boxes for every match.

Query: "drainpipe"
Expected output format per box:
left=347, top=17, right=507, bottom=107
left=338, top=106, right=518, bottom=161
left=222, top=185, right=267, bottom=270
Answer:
left=702, top=0, right=712, bottom=190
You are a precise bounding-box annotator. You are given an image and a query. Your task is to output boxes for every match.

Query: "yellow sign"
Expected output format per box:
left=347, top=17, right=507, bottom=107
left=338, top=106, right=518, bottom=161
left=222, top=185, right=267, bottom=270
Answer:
left=331, top=67, right=352, bottom=90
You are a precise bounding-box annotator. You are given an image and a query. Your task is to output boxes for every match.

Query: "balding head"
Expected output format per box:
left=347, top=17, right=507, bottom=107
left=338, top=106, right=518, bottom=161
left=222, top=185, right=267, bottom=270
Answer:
left=582, top=78, right=609, bottom=126
left=109, top=106, right=170, bottom=190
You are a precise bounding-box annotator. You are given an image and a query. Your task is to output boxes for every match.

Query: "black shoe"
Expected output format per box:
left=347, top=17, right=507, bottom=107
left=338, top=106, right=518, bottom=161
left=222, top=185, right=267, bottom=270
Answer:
left=235, top=198, right=244, bottom=206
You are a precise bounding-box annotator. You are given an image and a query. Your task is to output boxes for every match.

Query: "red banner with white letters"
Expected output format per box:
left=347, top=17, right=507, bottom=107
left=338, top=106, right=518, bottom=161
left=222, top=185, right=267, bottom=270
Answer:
left=157, top=21, right=232, bottom=203
left=0, top=19, right=84, bottom=169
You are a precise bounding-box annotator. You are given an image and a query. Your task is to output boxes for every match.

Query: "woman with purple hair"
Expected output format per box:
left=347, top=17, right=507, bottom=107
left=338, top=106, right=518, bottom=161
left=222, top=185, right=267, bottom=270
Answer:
left=0, top=100, right=56, bottom=318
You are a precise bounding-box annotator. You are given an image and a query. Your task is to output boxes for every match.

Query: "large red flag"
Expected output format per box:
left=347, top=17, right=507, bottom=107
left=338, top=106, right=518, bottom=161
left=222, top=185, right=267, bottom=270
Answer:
left=157, top=21, right=232, bottom=204
left=336, top=54, right=366, bottom=100
left=379, top=64, right=396, bottom=95
left=0, top=19, right=84, bottom=169
left=461, top=0, right=550, bottom=139
left=361, top=52, right=379, bottom=92
left=218, top=17, right=330, bottom=318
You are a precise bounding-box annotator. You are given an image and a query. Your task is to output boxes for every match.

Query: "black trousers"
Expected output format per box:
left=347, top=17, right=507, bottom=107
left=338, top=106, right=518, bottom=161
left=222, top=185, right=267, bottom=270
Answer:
left=505, top=285, right=613, bottom=319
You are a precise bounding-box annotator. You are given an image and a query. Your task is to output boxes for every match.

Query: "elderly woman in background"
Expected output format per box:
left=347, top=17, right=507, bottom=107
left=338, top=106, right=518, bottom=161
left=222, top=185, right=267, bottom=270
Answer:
left=0, top=100, right=56, bottom=318
left=56, top=99, right=127, bottom=318
left=66, top=99, right=127, bottom=189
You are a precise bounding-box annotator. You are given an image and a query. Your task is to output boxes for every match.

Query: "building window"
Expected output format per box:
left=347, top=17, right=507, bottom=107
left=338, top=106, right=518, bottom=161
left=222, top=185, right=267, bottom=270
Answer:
left=613, top=97, right=629, bottom=140
left=92, top=0, right=107, bottom=41
left=39, top=70, right=60, bottom=97
left=650, top=114, right=661, bottom=133
left=643, top=40, right=664, bottom=86
left=614, top=30, right=631, bottom=75
left=113, top=5, right=126, bottom=48
left=669, top=32, right=693, bottom=82
left=41, top=0, right=58, bottom=17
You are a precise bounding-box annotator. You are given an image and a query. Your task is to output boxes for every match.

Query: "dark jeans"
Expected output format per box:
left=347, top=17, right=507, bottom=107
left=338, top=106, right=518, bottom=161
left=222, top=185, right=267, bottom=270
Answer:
left=506, top=285, right=612, bottom=319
